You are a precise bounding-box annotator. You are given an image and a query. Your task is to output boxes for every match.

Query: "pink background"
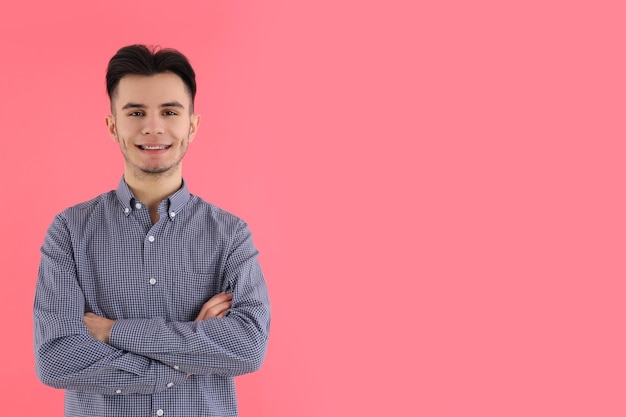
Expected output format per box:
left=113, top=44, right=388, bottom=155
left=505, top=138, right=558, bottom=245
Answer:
left=1, top=1, right=625, bottom=415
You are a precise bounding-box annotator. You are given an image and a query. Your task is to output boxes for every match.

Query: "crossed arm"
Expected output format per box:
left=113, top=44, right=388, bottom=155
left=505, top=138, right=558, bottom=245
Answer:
left=34, top=215, right=270, bottom=395
left=83, top=292, right=234, bottom=343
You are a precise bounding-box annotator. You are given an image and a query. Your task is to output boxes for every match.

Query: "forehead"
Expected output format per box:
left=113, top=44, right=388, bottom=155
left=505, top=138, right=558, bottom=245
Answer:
left=113, top=73, right=191, bottom=108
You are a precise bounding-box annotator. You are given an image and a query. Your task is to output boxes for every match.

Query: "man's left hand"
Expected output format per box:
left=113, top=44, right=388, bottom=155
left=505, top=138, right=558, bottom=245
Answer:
left=84, top=312, right=114, bottom=343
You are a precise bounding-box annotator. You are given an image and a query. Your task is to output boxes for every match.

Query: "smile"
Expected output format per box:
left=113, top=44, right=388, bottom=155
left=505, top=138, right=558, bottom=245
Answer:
left=138, top=145, right=171, bottom=150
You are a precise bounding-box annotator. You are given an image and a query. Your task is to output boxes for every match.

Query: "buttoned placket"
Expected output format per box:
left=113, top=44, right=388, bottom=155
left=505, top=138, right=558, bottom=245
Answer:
left=143, top=205, right=166, bottom=318
left=133, top=200, right=179, bottom=414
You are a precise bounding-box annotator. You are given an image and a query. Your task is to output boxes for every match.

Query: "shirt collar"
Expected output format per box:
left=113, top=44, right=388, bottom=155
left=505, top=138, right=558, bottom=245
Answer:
left=115, top=177, right=191, bottom=220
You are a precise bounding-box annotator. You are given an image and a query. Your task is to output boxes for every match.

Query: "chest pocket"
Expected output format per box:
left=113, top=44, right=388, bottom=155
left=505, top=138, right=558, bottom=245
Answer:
left=164, top=269, right=223, bottom=321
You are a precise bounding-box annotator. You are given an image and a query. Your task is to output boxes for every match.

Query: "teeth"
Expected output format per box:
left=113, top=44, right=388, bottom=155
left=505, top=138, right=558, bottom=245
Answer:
left=140, top=145, right=169, bottom=150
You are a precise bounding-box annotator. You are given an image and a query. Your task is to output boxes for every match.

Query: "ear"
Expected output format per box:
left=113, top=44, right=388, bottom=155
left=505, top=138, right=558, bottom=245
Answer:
left=105, top=115, right=119, bottom=142
left=188, top=113, right=200, bottom=143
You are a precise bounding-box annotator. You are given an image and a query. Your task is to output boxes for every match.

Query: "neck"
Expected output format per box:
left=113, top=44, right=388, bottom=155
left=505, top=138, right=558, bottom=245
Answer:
left=124, top=168, right=183, bottom=211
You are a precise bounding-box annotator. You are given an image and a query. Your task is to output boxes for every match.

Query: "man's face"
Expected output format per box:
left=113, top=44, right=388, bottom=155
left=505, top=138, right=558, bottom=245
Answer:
left=106, top=72, right=199, bottom=178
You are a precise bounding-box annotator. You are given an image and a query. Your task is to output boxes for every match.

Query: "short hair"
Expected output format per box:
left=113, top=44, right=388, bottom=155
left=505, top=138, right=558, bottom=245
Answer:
left=106, top=44, right=197, bottom=110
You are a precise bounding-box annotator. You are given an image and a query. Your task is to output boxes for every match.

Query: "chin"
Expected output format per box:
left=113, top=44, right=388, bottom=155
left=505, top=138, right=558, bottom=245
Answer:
left=139, top=165, right=172, bottom=174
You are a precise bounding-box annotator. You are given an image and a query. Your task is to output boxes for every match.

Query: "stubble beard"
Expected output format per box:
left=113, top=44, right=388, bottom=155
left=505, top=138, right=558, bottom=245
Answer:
left=118, top=134, right=190, bottom=178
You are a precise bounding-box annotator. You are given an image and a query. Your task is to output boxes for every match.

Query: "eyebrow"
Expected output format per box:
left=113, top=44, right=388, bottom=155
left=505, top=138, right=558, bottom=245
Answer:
left=121, top=101, right=186, bottom=110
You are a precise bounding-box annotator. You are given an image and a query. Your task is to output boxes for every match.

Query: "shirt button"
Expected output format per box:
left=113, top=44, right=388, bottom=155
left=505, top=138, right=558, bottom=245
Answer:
left=173, top=365, right=180, bottom=370
left=148, top=236, right=155, bottom=242
left=166, top=382, right=175, bottom=388
left=124, top=208, right=130, bottom=214
left=170, top=212, right=176, bottom=218
left=156, top=410, right=164, bottom=416
left=149, top=278, right=157, bottom=285
left=115, top=389, right=122, bottom=394
left=135, top=203, right=142, bottom=209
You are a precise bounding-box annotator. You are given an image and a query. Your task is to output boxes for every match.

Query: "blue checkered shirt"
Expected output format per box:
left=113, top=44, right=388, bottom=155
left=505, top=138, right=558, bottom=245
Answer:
left=34, top=178, right=271, bottom=417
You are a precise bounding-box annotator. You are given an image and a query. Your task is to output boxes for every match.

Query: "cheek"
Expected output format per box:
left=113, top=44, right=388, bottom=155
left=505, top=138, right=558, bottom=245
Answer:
left=114, top=126, right=137, bottom=144
left=174, top=130, right=192, bottom=143
left=116, top=134, right=132, bottom=147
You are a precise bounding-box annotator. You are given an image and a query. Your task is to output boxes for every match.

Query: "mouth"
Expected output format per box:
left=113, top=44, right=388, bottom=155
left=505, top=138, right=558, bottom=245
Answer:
left=137, top=145, right=171, bottom=150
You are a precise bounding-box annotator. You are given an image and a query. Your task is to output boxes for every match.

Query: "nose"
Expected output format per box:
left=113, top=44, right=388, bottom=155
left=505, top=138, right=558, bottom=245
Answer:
left=141, top=113, right=165, bottom=135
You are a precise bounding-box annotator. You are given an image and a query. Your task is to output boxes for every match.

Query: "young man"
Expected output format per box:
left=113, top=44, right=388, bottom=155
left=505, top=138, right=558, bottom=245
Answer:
left=33, top=44, right=271, bottom=417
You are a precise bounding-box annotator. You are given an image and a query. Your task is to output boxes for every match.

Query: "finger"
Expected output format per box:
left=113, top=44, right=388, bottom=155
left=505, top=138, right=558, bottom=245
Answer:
left=197, top=300, right=232, bottom=321
left=194, top=300, right=229, bottom=322
left=200, top=292, right=229, bottom=311
left=210, top=292, right=233, bottom=304
left=194, top=294, right=223, bottom=322
left=194, top=293, right=232, bottom=322
left=200, top=300, right=232, bottom=321
left=211, top=301, right=232, bottom=319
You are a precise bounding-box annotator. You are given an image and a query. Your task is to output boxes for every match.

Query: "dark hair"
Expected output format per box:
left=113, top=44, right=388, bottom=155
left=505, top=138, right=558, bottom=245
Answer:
left=106, top=44, right=196, bottom=110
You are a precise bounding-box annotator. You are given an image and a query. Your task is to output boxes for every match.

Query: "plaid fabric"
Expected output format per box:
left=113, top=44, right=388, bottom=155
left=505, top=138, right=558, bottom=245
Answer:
left=34, top=178, right=270, bottom=417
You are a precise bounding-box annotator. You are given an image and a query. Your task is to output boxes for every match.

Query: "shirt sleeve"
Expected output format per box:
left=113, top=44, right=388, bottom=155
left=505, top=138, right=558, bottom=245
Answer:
left=33, top=215, right=188, bottom=395
left=108, top=219, right=271, bottom=377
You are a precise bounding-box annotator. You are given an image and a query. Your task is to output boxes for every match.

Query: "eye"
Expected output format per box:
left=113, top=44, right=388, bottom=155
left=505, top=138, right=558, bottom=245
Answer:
left=163, top=110, right=178, bottom=116
left=129, top=111, right=144, bottom=117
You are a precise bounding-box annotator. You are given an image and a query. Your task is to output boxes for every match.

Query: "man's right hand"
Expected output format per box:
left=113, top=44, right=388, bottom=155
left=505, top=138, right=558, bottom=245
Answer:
left=194, top=292, right=233, bottom=322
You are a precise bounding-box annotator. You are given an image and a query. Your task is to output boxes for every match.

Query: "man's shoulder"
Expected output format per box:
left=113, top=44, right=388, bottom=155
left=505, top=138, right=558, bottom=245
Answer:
left=187, top=195, right=246, bottom=228
left=57, top=190, right=117, bottom=219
